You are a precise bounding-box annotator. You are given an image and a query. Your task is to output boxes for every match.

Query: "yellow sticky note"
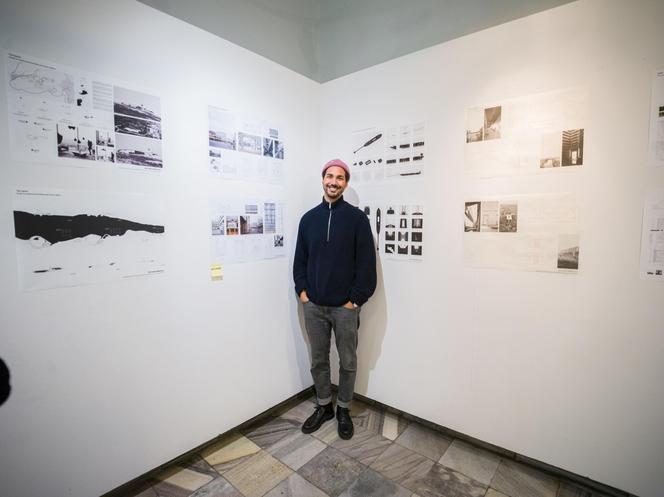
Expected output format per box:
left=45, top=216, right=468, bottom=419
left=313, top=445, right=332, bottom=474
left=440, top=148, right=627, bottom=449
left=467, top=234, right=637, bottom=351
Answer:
left=210, top=263, right=223, bottom=281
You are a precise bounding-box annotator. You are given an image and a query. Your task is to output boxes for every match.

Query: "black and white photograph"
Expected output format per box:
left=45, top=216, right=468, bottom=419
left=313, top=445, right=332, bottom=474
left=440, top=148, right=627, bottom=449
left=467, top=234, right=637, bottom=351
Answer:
left=97, top=145, right=115, bottom=163
left=385, top=244, right=395, bottom=254
left=400, top=218, right=407, bottom=229
left=411, top=245, right=423, bottom=256
left=240, top=215, right=264, bottom=235
left=398, top=232, right=409, bottom=242
left=464, top=201, right=481, bottom=232
left=115, top=133, right=162, bottom=169
left=562, top=129, right=584, bottom=166
left=209, top=148, right=221, bottom=158
left=412, top=232, right=423, bottom=243
left=466, top=107, right=484, bottom=143
left=113, top=86, right=161, bottom=122
left=211, top=216, right=226, bottom=236
left=237, top=132, right=262, bottom=155
left=540, top=131, right=561, bottom=168
left=480, top=201, right=499, bottom=232
left=96, top=130, right=114, bottom=147
left=385, top=231, right=395, bottom=241
left=273, top=140, right=284, bottom=159
left=274, top=234, right=284, bottom=247
left=659, top=105, right=664, bottom=118
left=499, top=203, right=518, bottom=233
left=208, top=106, right=236, bottom=150
left=557, top=233, right=580, bottom=271
left=412, top=218, right=423, bottom=229
left=56, top=123, right=96, bottom=160
left=483, top=106, right=501, bottom=140
left=263, top=137, right=275, bottom=157
left=263, top=202, right=276, bottom=233
left=114, top=113, right=162, bottom=139
left=397, top=245, right=408, bottom=255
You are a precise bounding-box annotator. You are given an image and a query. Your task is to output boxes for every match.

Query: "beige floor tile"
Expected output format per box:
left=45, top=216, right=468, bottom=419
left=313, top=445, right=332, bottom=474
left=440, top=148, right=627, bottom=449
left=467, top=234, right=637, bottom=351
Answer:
left=223, top=450, right=292, bottom=497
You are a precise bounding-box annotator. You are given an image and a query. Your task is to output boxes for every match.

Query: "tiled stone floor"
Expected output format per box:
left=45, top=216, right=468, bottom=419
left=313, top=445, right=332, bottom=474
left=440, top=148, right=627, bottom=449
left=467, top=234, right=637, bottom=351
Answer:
left=129, top=397, right=611, bottom=497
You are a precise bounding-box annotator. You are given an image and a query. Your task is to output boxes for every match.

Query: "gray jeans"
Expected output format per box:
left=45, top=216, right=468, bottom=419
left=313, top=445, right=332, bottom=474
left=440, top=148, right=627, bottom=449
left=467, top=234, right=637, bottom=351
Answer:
left=303, top=301, right=360, bottom=409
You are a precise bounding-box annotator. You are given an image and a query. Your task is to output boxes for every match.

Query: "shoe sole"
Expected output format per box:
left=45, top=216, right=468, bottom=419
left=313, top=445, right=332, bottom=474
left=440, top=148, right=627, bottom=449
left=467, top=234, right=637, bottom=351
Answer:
left=301, top=411, right=335, bottom=434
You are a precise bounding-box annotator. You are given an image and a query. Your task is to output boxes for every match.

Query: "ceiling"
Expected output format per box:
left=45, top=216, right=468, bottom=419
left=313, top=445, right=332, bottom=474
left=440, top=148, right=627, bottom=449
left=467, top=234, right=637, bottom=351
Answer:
left=139, top=0, right=576, bottom=82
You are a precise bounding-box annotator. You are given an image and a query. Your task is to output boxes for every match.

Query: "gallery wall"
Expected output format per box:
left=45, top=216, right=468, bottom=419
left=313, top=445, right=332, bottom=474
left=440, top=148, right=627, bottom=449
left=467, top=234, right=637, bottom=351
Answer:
left=1, top=1, right=663, bottom=497
left=319, top=1, right=664, bottom=497
left=0, top=1, right=320, bottom=496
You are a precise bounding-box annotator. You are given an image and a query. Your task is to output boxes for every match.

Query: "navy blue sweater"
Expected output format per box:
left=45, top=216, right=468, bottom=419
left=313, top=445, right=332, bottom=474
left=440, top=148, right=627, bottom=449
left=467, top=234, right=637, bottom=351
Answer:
left=294, top=197, right=376, bottom=307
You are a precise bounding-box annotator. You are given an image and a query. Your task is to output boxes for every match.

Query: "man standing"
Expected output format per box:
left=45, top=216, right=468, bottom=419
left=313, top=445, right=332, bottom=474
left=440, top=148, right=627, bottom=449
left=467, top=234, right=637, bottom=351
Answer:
left=293, top=159, right=376, bottom=440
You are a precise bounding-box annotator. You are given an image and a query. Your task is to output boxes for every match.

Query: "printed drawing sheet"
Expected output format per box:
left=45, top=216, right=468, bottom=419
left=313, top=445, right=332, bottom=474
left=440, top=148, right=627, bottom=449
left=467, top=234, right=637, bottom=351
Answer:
left=465, top=87, right=588, bottom=177
left=463, top=193, right=580, bottom=273
left=208, top=106, right=285, bottom=184
left=13, top=188, right=166, bottom=291
left=350, top=121, right=426, bottom=183
left=210, top=198, right=285, bottom=265
left=6, top=52, right=163, bottom=170
left=648, top=70, right=664, bottom=167
left=639, top=188, right=664, bottom=279
left=360, top=203, right=424, bottom=261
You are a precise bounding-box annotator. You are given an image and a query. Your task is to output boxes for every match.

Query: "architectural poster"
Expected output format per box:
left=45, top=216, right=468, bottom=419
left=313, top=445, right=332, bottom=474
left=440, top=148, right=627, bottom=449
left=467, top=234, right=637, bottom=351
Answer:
left=351, top=121, right=425, bottom=183
left=361, top=203, right=424, bottom=261
left=13, top=188, right=166, bottom=291
left=208, top=105, right=285, bottom=184
left=210, top=198, right=285, bottom=265
left=6, top=52, right=163, bottom=170
left=465, top=87, right=588, bottom=177
left=648, top=70, right=664, bottom=167
left=463, top=193, right=580, bottom=273
left=639, top=188, right=664, bottom=279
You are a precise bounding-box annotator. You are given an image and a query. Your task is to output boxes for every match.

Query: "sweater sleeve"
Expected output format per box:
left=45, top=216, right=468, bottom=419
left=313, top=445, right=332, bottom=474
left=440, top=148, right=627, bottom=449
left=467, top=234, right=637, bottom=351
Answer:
left=293, top=217, right=309, bottom=297
left=349, top=214, right=377, bottom=306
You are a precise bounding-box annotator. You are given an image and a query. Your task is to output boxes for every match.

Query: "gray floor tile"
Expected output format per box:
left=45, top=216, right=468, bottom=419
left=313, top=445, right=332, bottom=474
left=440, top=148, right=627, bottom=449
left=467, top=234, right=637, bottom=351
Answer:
left=439, top=439, right=501, bottom=486
left=332, top=432, right=393, bottom=466
left=491, top=459, right=559, bottom=497
left=268, top=430, right=327, bottom=470
left=298, top=446, right=365, bottom=497
left=243, top=417, right=301, bottom=451
left=338, top=468, right=412, bottom=497
left=263, top=472, right=330, bottom=497
left=190, top=477, right=244, bottom=497
left=222, top=450, right=292, bottom=497
left=370, top=443, right=435, bottom=483
left=485, top=490, right=510, bottom=497
left=394, top=424, right=453, bottom=461
left=557, top=481, right=609, bottom=497
left=279, top=399, right=318, bottom=425
left=398, top=462, right=487, bottom=497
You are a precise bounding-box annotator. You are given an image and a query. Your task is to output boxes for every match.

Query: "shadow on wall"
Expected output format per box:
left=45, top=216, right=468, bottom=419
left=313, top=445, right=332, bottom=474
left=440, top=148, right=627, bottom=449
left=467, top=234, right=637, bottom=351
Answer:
left=331, top=186, right=389, bottom=399
left=0, top=358, right=10, bottom=406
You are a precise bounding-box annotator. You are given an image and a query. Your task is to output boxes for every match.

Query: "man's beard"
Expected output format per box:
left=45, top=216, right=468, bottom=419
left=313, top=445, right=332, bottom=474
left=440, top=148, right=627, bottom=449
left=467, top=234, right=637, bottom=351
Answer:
left=325, top=185, right=343, bottom=198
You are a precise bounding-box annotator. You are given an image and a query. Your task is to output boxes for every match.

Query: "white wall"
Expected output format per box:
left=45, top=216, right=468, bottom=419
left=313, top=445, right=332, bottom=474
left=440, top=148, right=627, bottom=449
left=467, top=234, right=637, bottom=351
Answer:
left=2, top=1, right=663, bottom=497
left=0, top=1, right=319, bottom=496
left=320, top=1, right=664, bottom=497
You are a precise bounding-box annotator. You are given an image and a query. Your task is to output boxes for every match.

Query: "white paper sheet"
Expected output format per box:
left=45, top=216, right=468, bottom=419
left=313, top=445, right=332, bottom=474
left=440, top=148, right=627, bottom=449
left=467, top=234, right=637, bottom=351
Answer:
left=360, top=203, right=424, bottom=261
left=639, top=188, right=664, bottom=279
left=351, top=122, right=425, bottom=184
left=6, top=52, right=163, bottom=171
left=210, top=198, right=285, bottom=265
left=464, top=193, right=580, bottom=273
left=648, top=70, right=664, bottom=167
left=12, top=188, right=166, bottom=291
left=465, top=88, right=588, bottom=177
left=208, top=106, right=285, bottom=184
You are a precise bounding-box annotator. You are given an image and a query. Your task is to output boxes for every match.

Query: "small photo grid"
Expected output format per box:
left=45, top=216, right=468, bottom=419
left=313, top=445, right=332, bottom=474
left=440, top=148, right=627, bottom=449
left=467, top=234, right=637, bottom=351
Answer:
left=380, top=203, right=423, bottom=260
left=464, top=200, right=517, bottom=233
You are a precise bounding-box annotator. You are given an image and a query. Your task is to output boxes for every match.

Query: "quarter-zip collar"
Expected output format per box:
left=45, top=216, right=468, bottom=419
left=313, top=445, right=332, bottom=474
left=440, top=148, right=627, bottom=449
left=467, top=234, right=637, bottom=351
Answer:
left=320, top=195, right=345, bottom=209
left=321, top=196, right=344, bottom=242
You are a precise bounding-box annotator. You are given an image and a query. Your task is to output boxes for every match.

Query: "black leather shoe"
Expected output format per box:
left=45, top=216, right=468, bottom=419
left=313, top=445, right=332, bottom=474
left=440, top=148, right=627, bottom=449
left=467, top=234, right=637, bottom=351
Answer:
left=301, top=403, right=335, bottom=434
left=336, top=406, right=354, bottom=440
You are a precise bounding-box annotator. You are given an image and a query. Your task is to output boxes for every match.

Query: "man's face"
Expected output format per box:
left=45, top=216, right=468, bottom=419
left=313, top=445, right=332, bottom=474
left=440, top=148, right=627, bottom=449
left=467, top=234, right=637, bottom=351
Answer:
left=322, top=166, right=348, bottom=201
